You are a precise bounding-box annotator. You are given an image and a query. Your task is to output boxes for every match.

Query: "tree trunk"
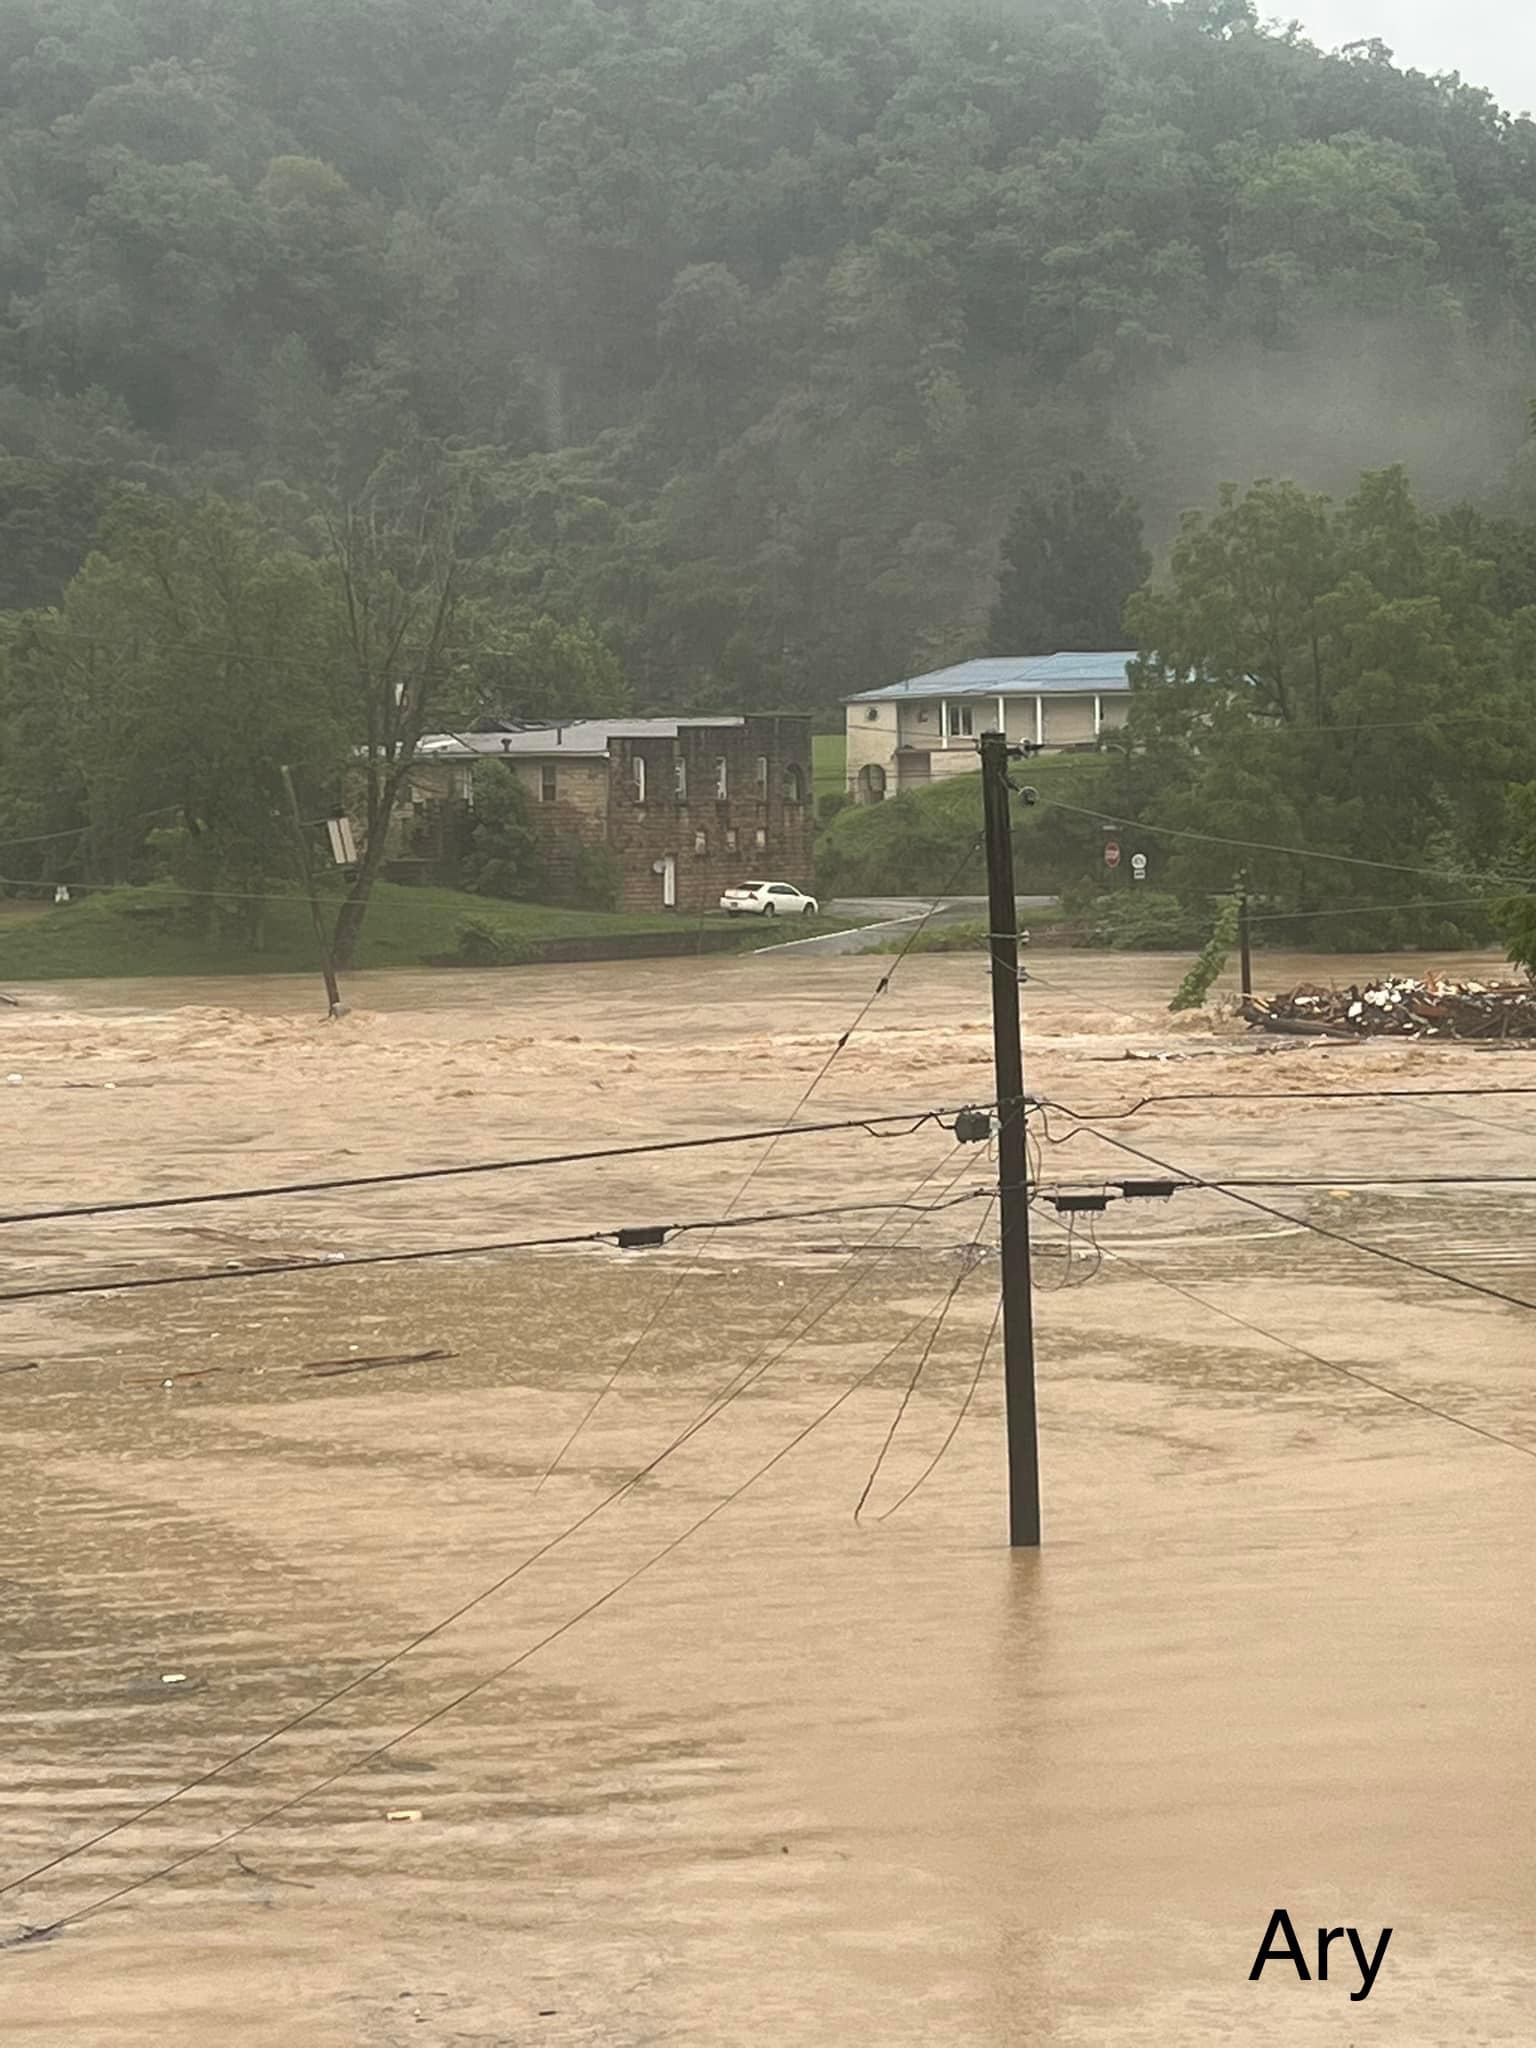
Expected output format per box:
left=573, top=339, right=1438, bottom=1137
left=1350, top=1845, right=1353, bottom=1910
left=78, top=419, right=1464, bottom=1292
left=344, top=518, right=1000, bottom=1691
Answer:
left=331, top=840, right=387, bottom=969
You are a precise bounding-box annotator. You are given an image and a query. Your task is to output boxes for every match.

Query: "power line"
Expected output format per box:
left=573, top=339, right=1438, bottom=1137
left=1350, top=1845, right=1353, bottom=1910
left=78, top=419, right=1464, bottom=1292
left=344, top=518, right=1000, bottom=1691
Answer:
left=0, top=1185, right=992, bottom=1311
left=13, top=1267, right=966, bottom=1944
left=1033, top=1207, right=1536, bottom=1465
left=1105, top=704, right=1528, bottom=739
left=852, top=1198, right=996, bottom=1523
left=1200, top=1174, right=1536, bottom=1189
left=0, top=872, right=357, bottom=910
left=0, top=808, right=184, bottom=855
left=1039, top=1083, right=1536, bottom=1122
left=0, top=1102, right=991, bottom=1230
left=1244, top=892, right=1516, bottom=926
left=875, top=1295, right=1004, bottom=1521
left=529, top=835, right=985, bottom=1492
left=1036, top=1117, right=1536, bottom=1314
left=0, top=1145, right=974, bottom=1929
left=1037, top=794, right=1536, bottom=891
left=1035, top=1174, right=1536, bottom=1192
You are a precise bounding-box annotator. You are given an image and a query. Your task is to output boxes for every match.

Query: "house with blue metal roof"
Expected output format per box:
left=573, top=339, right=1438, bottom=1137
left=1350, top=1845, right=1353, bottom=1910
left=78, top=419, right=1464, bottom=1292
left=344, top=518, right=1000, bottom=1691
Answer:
left=843, top=652, right=1135, bottom=801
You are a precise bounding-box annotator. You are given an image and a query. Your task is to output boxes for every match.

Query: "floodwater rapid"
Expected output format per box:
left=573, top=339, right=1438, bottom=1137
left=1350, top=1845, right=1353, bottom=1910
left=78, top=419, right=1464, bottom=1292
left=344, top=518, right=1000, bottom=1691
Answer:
left=2, top=948, right=1533, bottom=2044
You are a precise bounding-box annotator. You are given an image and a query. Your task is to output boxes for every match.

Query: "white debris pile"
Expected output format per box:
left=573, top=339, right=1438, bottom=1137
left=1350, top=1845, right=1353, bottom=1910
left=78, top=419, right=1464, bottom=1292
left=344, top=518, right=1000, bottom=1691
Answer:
left=1243, top=974, right=1536, bottom=1039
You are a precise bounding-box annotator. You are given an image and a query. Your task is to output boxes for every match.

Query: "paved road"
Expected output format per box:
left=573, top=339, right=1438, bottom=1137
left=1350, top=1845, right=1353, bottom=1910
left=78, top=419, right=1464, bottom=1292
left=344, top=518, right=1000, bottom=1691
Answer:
left=765, top=895, right=1058, bottom=958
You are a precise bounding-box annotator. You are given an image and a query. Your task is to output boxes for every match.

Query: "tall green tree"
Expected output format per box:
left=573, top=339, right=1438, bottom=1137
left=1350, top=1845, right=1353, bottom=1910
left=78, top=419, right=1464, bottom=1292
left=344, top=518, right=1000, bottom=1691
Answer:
left=5, top=0, right=1536, bottom=713
left=1119, top=468, right=1536, bottom=927
left=988, top=472, right=1150, bottom=655
left=0, top=489, right=348, bottom=936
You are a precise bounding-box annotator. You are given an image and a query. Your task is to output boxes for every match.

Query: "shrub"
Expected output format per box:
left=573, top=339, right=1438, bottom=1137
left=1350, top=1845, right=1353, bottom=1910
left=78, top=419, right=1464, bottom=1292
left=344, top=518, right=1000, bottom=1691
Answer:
left=565, top=843, right=622, bottom=911
left=1170, top=897, right=1240, bottom=1011
left=1077, top=890, right=1210, bottom=950
left=462, top=763, right=544, bottom=900
left=453, top=916, right=505, bottom=965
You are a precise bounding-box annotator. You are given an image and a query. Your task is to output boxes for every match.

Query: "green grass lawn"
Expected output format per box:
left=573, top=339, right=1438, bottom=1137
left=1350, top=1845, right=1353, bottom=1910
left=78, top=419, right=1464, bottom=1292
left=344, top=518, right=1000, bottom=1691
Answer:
left=813, top=731, right=846, bottom=800
left=0, top=881, right=848, bottom=981
left=815, top=749, right=1111, bottom=898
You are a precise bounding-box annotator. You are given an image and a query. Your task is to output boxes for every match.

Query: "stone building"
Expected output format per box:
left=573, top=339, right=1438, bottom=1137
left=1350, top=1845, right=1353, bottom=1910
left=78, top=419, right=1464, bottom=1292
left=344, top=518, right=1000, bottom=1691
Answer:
left=400, top=714, right=815, bottom=914
left=844, top=653, right=1134, bottom=802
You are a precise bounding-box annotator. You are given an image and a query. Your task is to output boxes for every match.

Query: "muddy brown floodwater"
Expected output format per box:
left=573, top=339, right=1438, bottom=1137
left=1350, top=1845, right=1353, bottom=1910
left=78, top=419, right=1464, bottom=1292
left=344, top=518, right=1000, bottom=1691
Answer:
left=2, top=947, right=1534, bottom=2044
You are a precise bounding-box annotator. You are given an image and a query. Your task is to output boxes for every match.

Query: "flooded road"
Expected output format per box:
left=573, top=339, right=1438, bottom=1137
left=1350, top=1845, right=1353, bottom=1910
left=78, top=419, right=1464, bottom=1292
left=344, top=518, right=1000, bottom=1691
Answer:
left=2, top=948, right=1534, bottom=2043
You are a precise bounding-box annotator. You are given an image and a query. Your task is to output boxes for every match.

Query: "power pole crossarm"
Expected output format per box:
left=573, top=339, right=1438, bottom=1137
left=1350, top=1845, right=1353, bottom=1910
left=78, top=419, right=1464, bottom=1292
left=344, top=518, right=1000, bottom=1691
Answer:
left=979, top=731, right=1042, bottom=1548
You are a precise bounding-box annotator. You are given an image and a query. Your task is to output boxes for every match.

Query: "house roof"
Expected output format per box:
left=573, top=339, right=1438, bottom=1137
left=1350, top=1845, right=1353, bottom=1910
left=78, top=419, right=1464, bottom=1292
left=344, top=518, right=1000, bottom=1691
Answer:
left=414, top=717, right=747, bottom=760
left=845, top=653, right=1135, bottom=702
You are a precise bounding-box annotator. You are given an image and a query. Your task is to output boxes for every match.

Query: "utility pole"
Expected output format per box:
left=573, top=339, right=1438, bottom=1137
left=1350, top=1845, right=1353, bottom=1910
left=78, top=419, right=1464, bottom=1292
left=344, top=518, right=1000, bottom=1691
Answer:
left=1237, top=868, right=1253, bottom=1002
left=280, top=765, right=345, bottom=1018
left=979, top=731, right=1042, bottom=1548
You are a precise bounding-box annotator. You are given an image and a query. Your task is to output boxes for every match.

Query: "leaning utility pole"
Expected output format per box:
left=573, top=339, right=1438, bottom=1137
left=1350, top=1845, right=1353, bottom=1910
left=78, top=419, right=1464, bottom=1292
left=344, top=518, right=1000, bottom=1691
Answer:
left=978, top=730, right=1042, bottom=1547
left=280, top=765, right=345, bottom=1018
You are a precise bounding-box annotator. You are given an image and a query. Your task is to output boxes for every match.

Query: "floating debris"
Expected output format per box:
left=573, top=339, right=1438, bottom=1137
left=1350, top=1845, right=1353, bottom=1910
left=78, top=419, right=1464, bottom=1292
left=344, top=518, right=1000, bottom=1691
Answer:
left=1244, top=976, right=1536, bottom=1040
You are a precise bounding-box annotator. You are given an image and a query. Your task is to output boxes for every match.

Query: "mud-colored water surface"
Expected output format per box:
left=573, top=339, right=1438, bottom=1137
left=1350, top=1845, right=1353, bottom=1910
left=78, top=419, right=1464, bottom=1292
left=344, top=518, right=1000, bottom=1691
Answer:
left=2, top=949, right=1533, bottom=2043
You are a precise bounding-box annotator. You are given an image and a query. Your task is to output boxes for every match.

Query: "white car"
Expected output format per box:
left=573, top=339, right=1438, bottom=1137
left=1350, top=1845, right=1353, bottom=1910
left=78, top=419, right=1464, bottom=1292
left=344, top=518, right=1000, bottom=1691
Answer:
left=720, top=880, right=820, bottom=918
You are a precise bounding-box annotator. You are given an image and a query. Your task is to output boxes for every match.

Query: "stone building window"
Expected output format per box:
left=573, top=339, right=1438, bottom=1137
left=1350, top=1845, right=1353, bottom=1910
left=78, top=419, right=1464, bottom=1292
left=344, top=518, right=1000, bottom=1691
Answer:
left=540, top=765, right=557, bottom=804
left=782, top=763, right=806, bottom=805
left=632, top=756, right=647, bottom=804
left=755, top=827, right=767, bottom=850
left=726, top=828, right=738, bottom=851
left=674, top=754, right=688, bottom=801
left=714, top=756, right=728, bottom=799
left=755, top=754, right=769, bottom=799
left=694, top=830, right=707, bottom=855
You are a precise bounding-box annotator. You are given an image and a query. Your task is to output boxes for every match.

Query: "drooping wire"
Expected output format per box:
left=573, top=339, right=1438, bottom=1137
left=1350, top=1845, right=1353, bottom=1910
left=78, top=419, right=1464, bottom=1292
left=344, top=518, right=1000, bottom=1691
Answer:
left=1244, top=891, right=1521, bottom=926
left=1035, top=1117, right=1536, bottom=1314
left=0, top=1145, right=975, bottom=1933
left=0, top=1186, right=992, bottom=1311
left=0, top=1102, right=986, bottom=1230
left=0, top=1143, right=974, bottom=1915
left=877, top=1295, right=1005, bottom=1522
left=1037, top=794, right=1536, bottom=891
left=1041, top=1083, right=1536, bottom=1122
left=851, top=1197, right=997, bottom=1523
left=15, top=1269, right=970, bottom=1941
left=1031, top=1207, right=1536, bottom=1466
left=529, top=836, right=985, bottom=1493
left=1032, top=1174, right=1536, bottom=1193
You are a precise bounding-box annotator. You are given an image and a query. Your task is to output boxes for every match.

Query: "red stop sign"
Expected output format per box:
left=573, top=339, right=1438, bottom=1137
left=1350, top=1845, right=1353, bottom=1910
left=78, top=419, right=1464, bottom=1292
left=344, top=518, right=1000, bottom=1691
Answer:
left=1104, top=839, right=1122, bottom=869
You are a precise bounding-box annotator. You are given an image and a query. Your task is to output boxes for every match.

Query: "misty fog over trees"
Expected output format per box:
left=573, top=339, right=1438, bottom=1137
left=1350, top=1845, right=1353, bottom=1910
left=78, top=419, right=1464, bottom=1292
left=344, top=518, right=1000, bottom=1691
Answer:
left=8, top=0, right=1536, bottom=704
left=7, top=0, right=1536, bottom=956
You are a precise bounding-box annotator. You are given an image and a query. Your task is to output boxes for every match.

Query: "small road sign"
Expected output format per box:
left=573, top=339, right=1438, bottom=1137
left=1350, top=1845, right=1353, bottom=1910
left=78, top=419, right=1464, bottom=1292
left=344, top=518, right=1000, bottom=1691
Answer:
left=1130, top=852, right=1148, bottom=882
left=1104, top=839, right=1122, bottom=869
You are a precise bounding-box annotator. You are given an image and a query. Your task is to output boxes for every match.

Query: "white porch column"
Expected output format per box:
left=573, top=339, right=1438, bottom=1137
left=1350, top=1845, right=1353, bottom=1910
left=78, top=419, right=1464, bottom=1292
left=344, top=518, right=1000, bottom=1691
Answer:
left=1094, top=693, right=1103, bottom=736
left=940, top=700, right=950, bottom=749
left=997, top=694, right=1006, bottom=735
left=1034, top=695, right=1044, bottom=746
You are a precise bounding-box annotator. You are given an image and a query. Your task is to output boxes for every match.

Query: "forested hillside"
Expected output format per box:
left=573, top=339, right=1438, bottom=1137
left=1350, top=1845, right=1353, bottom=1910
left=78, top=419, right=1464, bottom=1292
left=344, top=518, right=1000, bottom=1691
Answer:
left=7, top=0, right=1536, bottom=710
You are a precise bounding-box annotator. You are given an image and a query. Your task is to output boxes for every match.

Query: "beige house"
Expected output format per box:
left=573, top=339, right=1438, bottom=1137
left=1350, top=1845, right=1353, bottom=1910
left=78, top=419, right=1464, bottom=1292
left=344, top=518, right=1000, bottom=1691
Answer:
left=845, top=653, right=1134, bottom=802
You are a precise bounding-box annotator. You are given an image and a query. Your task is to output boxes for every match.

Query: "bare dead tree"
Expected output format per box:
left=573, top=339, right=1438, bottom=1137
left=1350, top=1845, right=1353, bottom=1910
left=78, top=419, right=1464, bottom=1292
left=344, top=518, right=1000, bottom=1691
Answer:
left=324, top=456, right=479, bottom=968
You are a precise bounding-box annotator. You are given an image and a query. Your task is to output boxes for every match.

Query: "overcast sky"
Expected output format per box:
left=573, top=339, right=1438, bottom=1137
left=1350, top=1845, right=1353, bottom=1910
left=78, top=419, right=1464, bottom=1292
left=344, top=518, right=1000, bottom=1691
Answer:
left=1283, top=2, right=1536, bottom=116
